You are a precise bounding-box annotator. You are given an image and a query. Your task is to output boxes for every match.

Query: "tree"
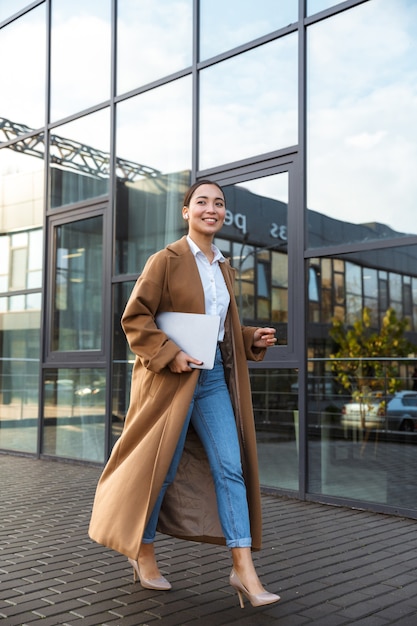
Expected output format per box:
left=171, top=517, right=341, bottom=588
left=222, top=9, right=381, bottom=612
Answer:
left=329, top=307, right=415, bottom=398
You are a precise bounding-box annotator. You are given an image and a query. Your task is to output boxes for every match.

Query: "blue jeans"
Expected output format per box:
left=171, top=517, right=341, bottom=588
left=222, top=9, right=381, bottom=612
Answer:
left=142, top=346, right=252, bottom=548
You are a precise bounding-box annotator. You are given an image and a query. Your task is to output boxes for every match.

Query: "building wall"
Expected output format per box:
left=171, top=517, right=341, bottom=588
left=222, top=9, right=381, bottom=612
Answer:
left=1, top=0, right=417, bottom=518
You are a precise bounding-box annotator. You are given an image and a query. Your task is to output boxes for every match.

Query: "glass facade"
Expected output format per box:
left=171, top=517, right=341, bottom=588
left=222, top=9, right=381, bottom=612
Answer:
left=42, top=366, right=106, bottom=462
left=49, top=109, right=110, bottom=209
left=307, top=0, right=417, bottom=247
left=199, top=35, right=298, bottom=169
left=117, top=0, right=192, bottom=94
left=50, top=0, right=112, bottom=121
left=2, top=0, right=417, bottom=520
left=199, top=0, right=297, bottom=60
left=0, top=3, right=46, bottom=128
left=51, top=216, right=103, bottom=352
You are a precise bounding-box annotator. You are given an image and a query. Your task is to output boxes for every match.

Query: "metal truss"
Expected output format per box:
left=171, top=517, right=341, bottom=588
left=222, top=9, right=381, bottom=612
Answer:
left=0, top=117, right=161, bottom=181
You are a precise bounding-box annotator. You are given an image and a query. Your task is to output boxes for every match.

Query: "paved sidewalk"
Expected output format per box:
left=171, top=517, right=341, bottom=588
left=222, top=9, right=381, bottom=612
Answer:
left=1, top=455, right=417, bottom=625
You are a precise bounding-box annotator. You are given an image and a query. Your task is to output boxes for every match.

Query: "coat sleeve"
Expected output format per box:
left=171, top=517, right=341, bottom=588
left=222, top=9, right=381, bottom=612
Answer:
left=121, top=252, right=181, bottom=373
left=241, top=326, right=267, bottom=362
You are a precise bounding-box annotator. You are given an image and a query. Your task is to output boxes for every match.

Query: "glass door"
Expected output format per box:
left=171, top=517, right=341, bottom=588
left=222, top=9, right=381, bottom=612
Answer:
left=213, top=169, right=301, bottom=493
left=42, top=207, right=108, bottom=462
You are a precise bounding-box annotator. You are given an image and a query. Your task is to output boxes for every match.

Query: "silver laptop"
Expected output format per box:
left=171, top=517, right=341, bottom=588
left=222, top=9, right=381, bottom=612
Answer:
left=155, top=312, right=221, bottom=370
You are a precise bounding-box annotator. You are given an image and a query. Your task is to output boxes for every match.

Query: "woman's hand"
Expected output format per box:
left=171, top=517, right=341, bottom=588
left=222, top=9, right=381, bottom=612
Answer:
left=168, top=350, right=203, bottom=373
left=253, top=327, right=277, bottom=348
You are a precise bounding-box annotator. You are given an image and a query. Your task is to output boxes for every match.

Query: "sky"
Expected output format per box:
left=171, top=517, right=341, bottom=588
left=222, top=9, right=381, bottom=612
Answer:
left=1, top=0, right=416, bottom=237
left=306, top=0, right=417, bottom=236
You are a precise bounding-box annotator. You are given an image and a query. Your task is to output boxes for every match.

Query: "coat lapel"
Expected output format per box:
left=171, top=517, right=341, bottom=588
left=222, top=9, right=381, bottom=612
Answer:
left=166, top=237, right=205, bottom=313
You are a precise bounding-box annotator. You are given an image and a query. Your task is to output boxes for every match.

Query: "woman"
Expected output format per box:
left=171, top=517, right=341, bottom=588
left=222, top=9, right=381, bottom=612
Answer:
left=89, top=180, right=280, bottom=608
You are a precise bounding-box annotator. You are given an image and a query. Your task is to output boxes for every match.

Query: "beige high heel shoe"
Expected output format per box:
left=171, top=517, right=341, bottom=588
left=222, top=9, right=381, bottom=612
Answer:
left=127, top=557, right=172, bottom=590
left=229, top=569, right=280, bottom=608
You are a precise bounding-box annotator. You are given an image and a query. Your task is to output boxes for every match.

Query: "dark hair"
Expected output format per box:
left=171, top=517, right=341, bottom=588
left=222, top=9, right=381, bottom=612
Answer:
left=182, top=179, right=225, bottom=208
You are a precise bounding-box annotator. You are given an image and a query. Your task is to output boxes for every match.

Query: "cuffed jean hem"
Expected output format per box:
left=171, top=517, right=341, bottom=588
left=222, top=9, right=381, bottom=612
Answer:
left=226, top=537, right=252, bottom=548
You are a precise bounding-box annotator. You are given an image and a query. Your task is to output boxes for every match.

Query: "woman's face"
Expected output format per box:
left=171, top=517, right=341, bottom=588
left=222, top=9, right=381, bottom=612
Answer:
left=182, top=183, right=226, bottom=238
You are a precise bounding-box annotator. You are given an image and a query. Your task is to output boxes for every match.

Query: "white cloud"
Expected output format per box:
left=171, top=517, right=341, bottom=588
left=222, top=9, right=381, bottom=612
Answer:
left=50, top=9, right=111, bottom=121
left=346, top=131, right=387, bottom=150
left=116, top=0, right=192, bottom=94
left=0, top=6, right=46, bottom=128
left=307, top=0, right=417, bottom=236
left=116, top=76, right=192, bottom=174
left=199, top=35, right=298, bottom=169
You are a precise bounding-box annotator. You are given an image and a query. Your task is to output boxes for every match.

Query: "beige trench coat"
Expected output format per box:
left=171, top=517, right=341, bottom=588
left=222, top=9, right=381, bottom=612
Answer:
left=89, top=237, right=266, bottom=559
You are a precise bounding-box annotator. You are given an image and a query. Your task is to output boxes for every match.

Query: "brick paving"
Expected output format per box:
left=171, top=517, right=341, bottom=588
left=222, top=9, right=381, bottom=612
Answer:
left=1, top=455, right=417, bottom=625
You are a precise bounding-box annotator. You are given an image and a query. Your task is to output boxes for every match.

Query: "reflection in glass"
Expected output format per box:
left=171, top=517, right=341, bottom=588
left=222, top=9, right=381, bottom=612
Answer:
left=219, top=173, right=288, bottom=344
left=271, top=253, right=288, bottom=325
left=199, top=0, right=297, bottom=60
left=50, top=0, right=111, bottom=121
left=0, top=229, right=43, bottom=292
left=117, top=0, right=192, bottom=94
left=0, top=124, right=43, bottom=454
left=307, top=0, right=341, bottom=15
left=0, top=296, right=40, bottom=453
left=111, top=282, right=135, bottom=446
left=42, top=368, right=106, bottom=462
left=49, top=109, right=110, bottom=209
left=309, top=245, right=417, bottom=335
left=0, top=1, right=33, bottom=23
left=200, top=35, right=297, bottom=169
left=0, top=4, right=46, bottom=128
left=115, top=172, right=190, bottom=275
left=115, top=78, right=192, bottom=274
left=308, top=357, right=417, bottom=510
left=0, top=138, right=45, bottom=229
left=28, top=230, right=43, bottom=289
left=52, top=216, right=103, bottom=352
left=307, top=245, right=417, bottom=510
left=251, top=368, right=299, bottom=492
left=307, top=0, right=417, bottom=246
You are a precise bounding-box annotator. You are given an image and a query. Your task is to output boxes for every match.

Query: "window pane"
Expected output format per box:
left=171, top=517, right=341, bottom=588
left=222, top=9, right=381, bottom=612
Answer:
left=0, top=2, right=33, bottom=22
left=28, top=230, right=43, bottom=289
left=50, top=0, right=111, bottom=121
left=0, top=127, right=43, bottom=453
left=10, top=248, right=27, bottom=290
left=0, top=137, right=45, bottom=229
left=199, top=0, right=297, bottom=60
left=0, top=236, right=9, bottom=291
left=117, top=0, right=192, bottom=94
left=0, top=229, right=43, bottom=292
left=363, top=268, right=378, bottom=299
left=52, top=216, right=103, bottom=352
left=42, top=368, right=106, bottom=462
left=307, top=0, right=342, bottom=15
left=251, top=368, right=299, bottom=492
left=0, top=4, right=46, bottom=128
left=115, top=78, right=192, bottom=274
left=308, top=357, right=417, bottom=510
left=218, top=172, right=289, bottom=344
left=199, top=36, right=297, bottom=169
left=49, top=109, right=110, bottom=209
left=307, top=244, right=417, bottom=509
left=0, top=296, right=40, bottom=453
left=307, top=0, right=417, bottom=247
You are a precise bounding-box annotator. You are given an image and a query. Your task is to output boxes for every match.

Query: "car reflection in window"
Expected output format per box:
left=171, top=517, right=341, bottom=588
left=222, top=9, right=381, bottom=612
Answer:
left=341, top=391, right=417, bottom=433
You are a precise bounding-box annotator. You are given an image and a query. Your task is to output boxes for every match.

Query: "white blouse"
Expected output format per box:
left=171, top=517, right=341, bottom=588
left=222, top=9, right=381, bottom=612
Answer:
left=186, top=235, right=230, bottom=341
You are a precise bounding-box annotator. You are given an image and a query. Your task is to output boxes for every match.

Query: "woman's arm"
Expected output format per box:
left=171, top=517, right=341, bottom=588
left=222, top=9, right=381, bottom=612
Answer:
left=121, top=254, right=180, bottom=372
left=239, top=325, right=276, bottom=362
left=252, top=327, right=277, bottom=348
